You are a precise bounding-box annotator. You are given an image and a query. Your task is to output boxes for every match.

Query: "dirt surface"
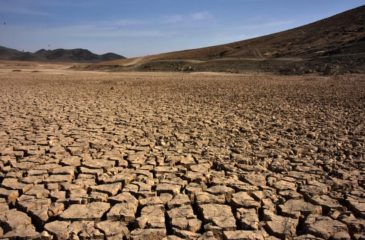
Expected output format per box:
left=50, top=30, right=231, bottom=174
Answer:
left=0, top=67, right=365, bottom=239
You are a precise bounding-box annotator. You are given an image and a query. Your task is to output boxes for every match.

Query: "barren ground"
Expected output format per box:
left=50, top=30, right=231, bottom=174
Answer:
left=0, top=66, right=364, bottom=239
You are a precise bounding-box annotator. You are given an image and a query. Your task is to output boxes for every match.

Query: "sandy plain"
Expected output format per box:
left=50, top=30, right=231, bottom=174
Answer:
left=0, top=63, right=364, bottom=239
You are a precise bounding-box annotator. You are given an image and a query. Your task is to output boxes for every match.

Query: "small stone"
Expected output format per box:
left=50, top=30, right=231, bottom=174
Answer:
left=43, top=174, right=73, bottom=184
left=82, top=159, right=115, bottom=169
left=28, top=169, right=48, bottom=176
left=274, top=180, right=296, bottom=191
left=168, top=205, right=195, bottom=219
left=190, top=163, right=211, bottom=173
left=163, top=235, right=185, bottom=240
left=0, top=188, right=19, bottom=204
left=71, top=220, right=104, bottom=239
left=292, top=234, right=322, bottom=240
left=97, top=173, right=126, bottom=185
left=50, top=190, right=67, bottom=202
left=170, top=217, right=202, bottom=233
left=185, top=182, right=205, bottom=195
left=346, top=196, right=365, bottom=218
left=195, top=192, right=225, bottom=204
left=264, top=214, right=298, bottom=239
left=173, top=229, right=201, bottom=239
left=137, top=205, right=165, bottom=229
left=107, top=201, right=138, bottom=222
left=51, top=166, right=75, bottom=176
left=48, top=203, right=65, bottom=217
left=0, top=209, right=33, bottom=229
left=21, top=175, right=46, bottom=185
left=69, top=188, right=88, bottom=203
left=139, top=196, right=164, bottom=206
left=46, top=183, right=60, bottom=191
left=309, top=195, right=344, bottom=212
left=167, top=194, right=191, bottom=209
left=155, top=166, right=178, bottom=175
left=96, top=220, right=129, bottom=238
left=123, top=183, right=139, bottom=195
left=279, top=199, right=322, bottom=218
left=300, top=182, right=330, bottom=196
left=199, top=230, right=218, bottom=239
left=243, top=174, right=266, bottom=186
left=183, top=171, right=207, bottom=183
left=278, top=190, right=302, bottom=200
left=160, top=193, right=174, bottom=204
left=1, top=178, right=32, bottom=192
left=231, top=192, right=260, bottom=209
left=339, top=214, right=365, bottom=235
left=60, top=202, right=110, bottom=220
left=236, top=208, right=259, bottom=230
left=80, top=167, right=104, bottom=175
left=199, top=204, right=236, bottom=231
left=223, top=230, right=265, bottom=240
left=203, top=223, right=226, bottom=237
left=69, top=220, right=94, bottom=236
left=130, top=228, right=167, bottom=240
left=206, top=185, right=235, bottom=198
left=250, top=191, right=265, bottom=201
left=90, top=182, right=122, bottom=196
left=188, top=218, right=203, bottom=233
left=24, top=184, right=50, bottom=198
left=156, top=183, right=181, bottom=195
left=304, top=215, right=350, bottom=239
left=17, top=196, right=51, bottom=223
left=89, top=191, right=109, bottom=202
left=40, top=230, right=52, bottom=240
left=109, top=191, right=138, bottom=204
left=0, top=202, right=9, bottom=213
left=178, top=155, right=196, bottom=166
left=2, top=224, right=40, bottom=239
left=61, top=156, right=81, bottom=166
left=44, top=220, right=71, bottom=239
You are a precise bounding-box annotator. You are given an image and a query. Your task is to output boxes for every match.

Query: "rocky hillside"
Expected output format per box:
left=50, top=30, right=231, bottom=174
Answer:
left=89, top=5, right=365, bottom=75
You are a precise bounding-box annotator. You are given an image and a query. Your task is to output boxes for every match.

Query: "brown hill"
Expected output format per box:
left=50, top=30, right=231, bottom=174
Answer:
left=0, top=46, right=125, bottom=63
left=88, top=5, right=365, bottom=74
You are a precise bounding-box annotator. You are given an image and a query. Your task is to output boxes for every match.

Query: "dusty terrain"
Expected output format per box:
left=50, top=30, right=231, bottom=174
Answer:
left=0, top=65, right=364, bottom=239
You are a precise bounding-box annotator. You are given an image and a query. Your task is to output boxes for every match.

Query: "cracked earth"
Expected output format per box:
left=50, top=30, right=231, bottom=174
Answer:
left=0, top=69, right=364, bottom=239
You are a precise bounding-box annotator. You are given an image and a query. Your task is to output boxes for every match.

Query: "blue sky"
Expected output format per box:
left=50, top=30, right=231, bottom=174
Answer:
left=0, top=0, right=364, bottom=57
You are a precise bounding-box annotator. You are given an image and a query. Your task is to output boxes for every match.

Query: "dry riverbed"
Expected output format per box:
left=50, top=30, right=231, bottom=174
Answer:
left=0, top=69, right=364, bottom=239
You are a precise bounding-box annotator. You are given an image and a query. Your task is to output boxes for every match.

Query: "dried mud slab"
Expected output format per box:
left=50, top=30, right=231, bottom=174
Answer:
left=0, top=70, right=364, bottom=239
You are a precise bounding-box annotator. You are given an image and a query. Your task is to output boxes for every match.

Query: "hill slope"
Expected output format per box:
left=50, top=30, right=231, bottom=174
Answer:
left=90, top=5, right=365, bottom=74
left=0, top=47, right=125, bottom=62
left=0, top=46, right=35, bottom=61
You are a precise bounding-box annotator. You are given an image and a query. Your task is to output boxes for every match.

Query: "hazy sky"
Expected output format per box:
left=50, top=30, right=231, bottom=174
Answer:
left=0, top=0, right=364, bottom=57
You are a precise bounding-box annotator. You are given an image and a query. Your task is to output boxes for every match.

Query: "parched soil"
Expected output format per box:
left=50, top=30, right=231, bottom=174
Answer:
left=0, top=70, right=364, bottom=239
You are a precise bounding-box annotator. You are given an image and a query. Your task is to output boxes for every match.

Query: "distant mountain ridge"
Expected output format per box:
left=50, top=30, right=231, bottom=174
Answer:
left=0, top=46, right=125, bottom=62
